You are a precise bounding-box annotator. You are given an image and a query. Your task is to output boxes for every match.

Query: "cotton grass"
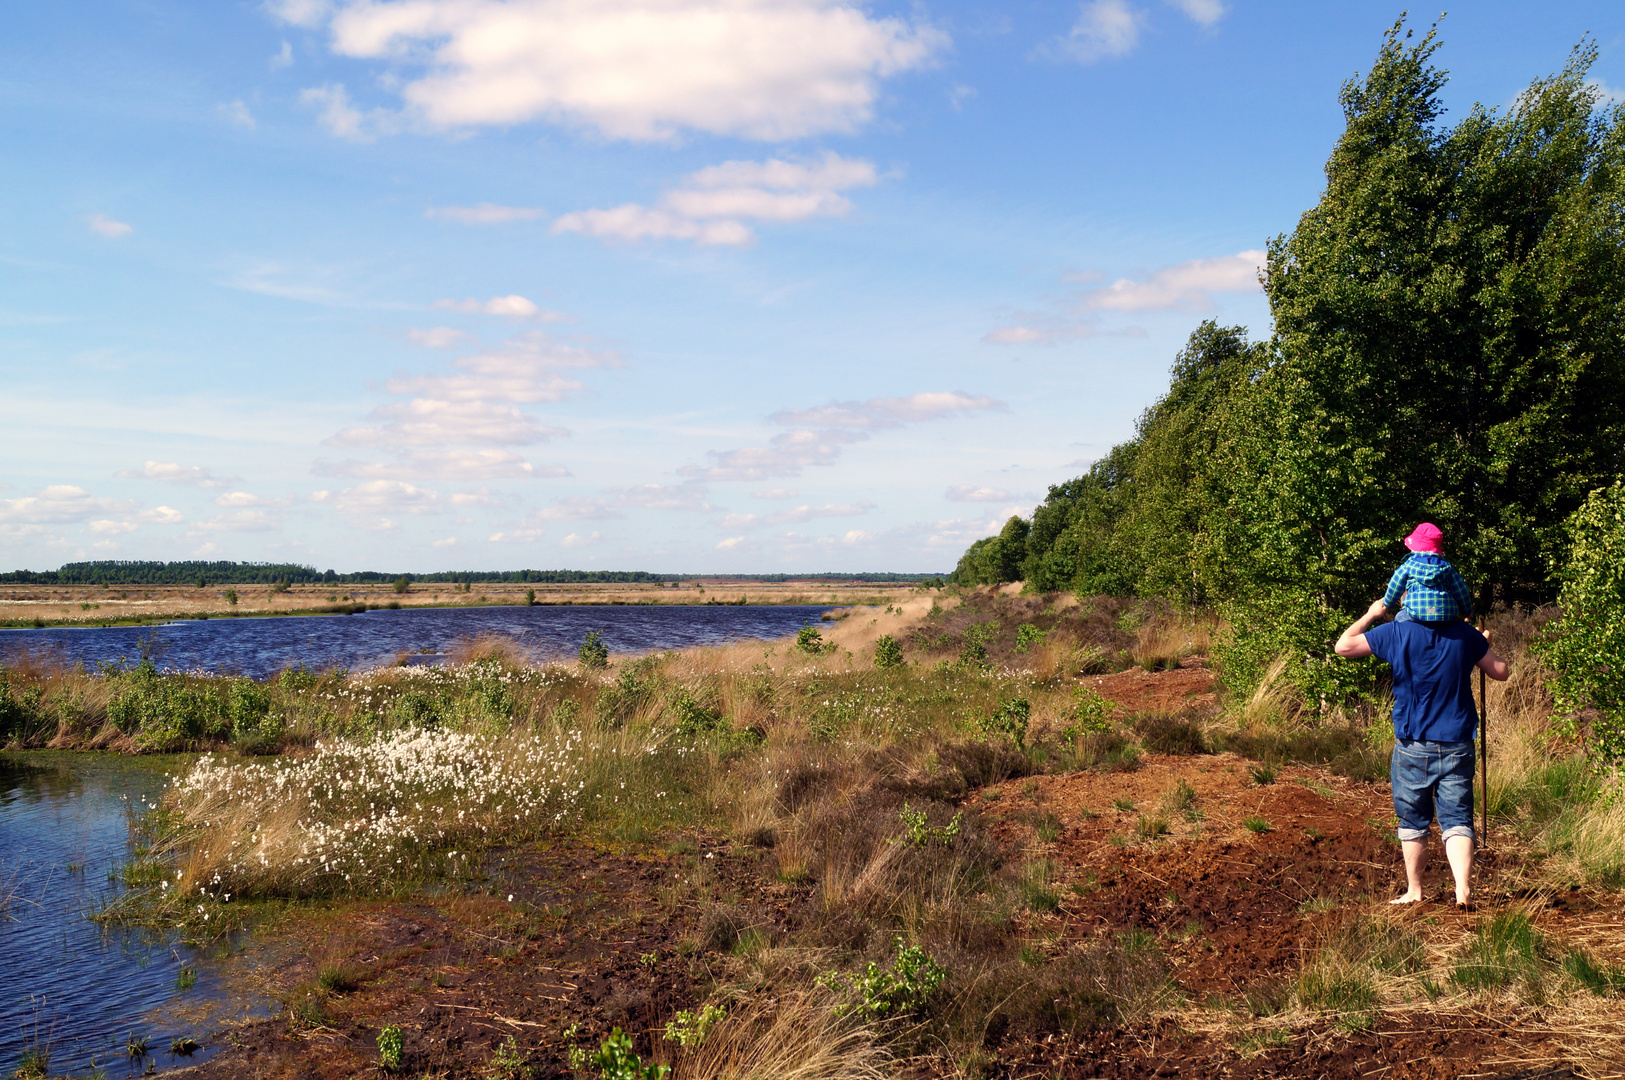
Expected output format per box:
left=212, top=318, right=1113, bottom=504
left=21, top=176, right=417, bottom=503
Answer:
left=166, top=726, right=589, bottom=897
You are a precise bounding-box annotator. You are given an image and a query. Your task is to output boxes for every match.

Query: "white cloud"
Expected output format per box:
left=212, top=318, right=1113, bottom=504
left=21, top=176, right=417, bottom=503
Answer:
left=488, top=526, right=546, bottom=543
left=219, top=99, right=257, bottom=128
left=1058, top=0, right=1141, bottom=63
left=87, top=214, right=133, bottom=238
left=534, top=497, right=622, bottom=521
left=554, top=151, right=876, bottom=246
left=328, top=398, right=566, bottom=449
left=427, top=203, right=546, bottom=224
left=187, top=509, right=281, bottom=534
left=300, top=83, right=389, bottom=141
left=312, top=480, right=442, bottom=517
left=560, top=531, right=601, bottom=548
left=383, top=332, right=618, bottom=404
left=432, top=294, right=569, bottom=321
left=140, top=506, right=185, bottom=524
left=116, top=460, right=233, bottom=488
left=771, top=391, right=1001, bottom=430
left=1, top=485, right=133, bottom=524
left=448, top=488, right=501, bottom=507
left=266, top=0, right=330, bottom=28
left=715, top=536, right=748, bottom=551
left=722, top=502, right=874, bottom=530
left=1168, top=0, right=1225, bottom=27
left=312, top=449, right=567, bottom=480
left=214, top=491, right=290, bottom=508
left=287, top=0, right=946, bottom=142
left=753, top=488, right=798, bottom=500
left=1083, top=249, right=1265, bottom=311
left=613, top=484, right=712, bottom=512
left=432, top=536, right=458, bottom=548
left=983, top=250, right=1265, bottom=344
left=946, top=484, right=1015, bottom=502
left=88, top=519, right=138, bottom=536
left=684, top=391, right=1003, bottom=482
left=406, top=326, right=473, bottom=349
left=270, top=39, right=295, bottom=68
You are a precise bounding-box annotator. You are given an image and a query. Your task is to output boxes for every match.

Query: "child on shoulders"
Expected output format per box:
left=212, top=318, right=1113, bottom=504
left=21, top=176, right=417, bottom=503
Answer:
left=1383, top=522, right=1472, bottom=625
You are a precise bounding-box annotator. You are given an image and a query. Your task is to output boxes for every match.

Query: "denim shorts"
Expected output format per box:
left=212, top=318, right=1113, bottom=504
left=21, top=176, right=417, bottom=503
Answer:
left=1391, top=739, right=1475, bottom=842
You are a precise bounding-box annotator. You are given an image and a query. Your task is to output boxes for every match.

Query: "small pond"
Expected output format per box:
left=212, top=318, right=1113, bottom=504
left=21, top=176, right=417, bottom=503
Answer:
left=0, top=753, right=272, bottom=1077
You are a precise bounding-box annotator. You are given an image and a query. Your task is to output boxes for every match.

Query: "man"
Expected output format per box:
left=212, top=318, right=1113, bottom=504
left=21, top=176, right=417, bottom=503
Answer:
left=1335, top=598, right=1509, bottom=908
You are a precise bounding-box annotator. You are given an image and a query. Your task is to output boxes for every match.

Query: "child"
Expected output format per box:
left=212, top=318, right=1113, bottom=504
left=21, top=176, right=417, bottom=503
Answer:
left=1383, top=522, right=1472, bottom=624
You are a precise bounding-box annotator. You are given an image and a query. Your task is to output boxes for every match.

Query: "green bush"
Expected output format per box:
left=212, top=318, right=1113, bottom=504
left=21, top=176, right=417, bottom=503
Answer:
left=817, top=936, right=947, bottom=1019
left=588, top=1029, right=667, bottom=1080
left=1014, top=623, right=1047, bottom=652
left=1215, top=590, right=1379, bottom=710
left=796, top=626, right=832, bottom=655
left=666, top=689, right=722, bottom=735
left=980, top=697, right=1030, bottom=748
left=1536, top=480, right=1625, bottom=762
left=377, top=1024, right=404, bottom=1072
left=579, top=630, right=609, bottom=670
left=873, top=634, right=905, bottom=669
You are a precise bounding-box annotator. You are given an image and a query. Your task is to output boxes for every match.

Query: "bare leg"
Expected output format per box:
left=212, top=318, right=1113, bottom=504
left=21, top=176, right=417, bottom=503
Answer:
left=1390, top=838, right=1426, bottom=904
left=1445, top=834, right=1474, bottom=906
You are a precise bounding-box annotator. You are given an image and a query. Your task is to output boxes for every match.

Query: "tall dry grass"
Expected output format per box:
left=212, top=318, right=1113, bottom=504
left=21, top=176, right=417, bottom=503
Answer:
left=666, top=990, right=889, bottom=1080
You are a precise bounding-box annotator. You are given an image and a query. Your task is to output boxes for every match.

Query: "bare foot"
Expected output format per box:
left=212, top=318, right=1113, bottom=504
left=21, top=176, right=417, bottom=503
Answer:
left=1389, top=891, right=1425, bottom=905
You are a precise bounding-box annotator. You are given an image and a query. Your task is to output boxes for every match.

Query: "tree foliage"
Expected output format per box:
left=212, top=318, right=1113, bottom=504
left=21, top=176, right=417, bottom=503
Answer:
left=1535, top=481, right=1625, bottom=762
left=952, top=20, right=1625, bottom=707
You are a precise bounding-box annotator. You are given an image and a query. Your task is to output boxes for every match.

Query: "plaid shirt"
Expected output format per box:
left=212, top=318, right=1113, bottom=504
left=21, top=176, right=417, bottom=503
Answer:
left=1383, top=552, right=1472, bottom=622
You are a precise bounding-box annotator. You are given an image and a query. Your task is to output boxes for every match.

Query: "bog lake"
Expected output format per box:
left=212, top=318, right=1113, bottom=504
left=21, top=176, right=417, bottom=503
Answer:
left=0, top=603, right=830, bottom=1076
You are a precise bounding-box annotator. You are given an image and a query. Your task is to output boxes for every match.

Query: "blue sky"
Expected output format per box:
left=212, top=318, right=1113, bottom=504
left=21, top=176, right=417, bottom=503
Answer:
left=3, top=0, right=1621, bottom=574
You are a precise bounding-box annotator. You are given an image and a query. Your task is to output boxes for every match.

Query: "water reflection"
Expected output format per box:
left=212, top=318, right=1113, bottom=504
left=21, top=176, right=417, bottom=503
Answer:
left=0, top=754, right=265, bottom=1077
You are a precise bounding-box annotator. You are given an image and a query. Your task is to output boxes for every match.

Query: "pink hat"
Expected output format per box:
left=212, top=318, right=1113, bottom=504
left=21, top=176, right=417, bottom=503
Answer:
left=1404, top=522, right=1444, bottom=553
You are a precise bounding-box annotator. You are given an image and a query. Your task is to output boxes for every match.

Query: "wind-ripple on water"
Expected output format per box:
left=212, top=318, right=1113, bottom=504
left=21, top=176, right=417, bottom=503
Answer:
left=0, top=603, right=832, bottom=678
left=0, top=754, right=260, bottom=1078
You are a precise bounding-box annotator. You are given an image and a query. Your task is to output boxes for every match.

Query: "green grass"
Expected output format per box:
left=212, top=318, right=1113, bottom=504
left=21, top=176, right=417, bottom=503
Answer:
left=1244, top=817, right=1273, bottom=834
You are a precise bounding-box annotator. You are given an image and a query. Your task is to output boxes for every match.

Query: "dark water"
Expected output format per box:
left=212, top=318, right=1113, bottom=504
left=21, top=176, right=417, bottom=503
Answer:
left=0, top=754, right=263, bottom=1077
left=0, top=603, right=831, bottom=679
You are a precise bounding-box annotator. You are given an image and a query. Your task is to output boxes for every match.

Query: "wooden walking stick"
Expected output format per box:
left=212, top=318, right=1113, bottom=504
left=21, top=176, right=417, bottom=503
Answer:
left=1478, top=615, right=1489, bottom=846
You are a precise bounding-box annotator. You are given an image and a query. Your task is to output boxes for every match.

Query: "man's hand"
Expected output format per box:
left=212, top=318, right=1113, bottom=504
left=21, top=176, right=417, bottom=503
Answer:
left=1335, top=598, right=1388, bottom=660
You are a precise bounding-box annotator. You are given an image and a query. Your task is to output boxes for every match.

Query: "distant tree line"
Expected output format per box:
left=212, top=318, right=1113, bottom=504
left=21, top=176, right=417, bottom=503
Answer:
left=952, top=24, right=1625, bottom=702
left=0, top=562, right=674, bottom=586
left=0, top=563, right=945, bottom=587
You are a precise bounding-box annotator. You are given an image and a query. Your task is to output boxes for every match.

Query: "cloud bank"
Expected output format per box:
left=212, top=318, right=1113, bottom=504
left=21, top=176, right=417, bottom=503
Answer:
left=274, top=0, right=947, bottom=142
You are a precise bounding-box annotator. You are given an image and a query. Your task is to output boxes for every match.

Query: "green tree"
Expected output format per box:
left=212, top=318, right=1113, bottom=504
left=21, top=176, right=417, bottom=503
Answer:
left=1218, top=23, right=1625, bottom=613
left=1536, top=481, right=1625, bottom=762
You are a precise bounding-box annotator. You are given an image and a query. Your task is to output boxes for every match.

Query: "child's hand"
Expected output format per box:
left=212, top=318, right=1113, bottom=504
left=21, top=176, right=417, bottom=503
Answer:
left=1365, top=598, right=1389, bottom=621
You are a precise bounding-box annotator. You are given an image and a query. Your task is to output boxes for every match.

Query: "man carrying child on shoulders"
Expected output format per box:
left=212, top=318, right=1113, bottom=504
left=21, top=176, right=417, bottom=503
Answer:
left=1334, top=523, right=1509, bottom=910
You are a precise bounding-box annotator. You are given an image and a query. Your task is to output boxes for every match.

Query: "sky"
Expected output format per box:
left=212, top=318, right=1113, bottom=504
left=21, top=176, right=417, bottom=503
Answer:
left=2, top=1, right=1621, bottom=574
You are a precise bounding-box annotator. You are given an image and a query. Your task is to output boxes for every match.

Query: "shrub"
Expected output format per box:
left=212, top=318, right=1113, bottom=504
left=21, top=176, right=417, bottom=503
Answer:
left=796, top=626, right=832, bottom=655
left=981, top=697, right=1030, bottom=748
left=873, top=635, right=905, bottom=669
left=224, top=588, right=237, bottom=606
left=1536, top=480, right=1625, bottom=762
left=1014, top=623, right=1047, bottom=652
left=377, top=1025, right=404, bottom=1072
left=589, top=1029, right=667, bottom=1080
left=817, top=936, right=947, bottom=1020
left=663, top=1004, right=727, bottom=1047
left=1133, top=710, right=1207, bottom=755
left=579, top=630, right=609, bottom=670
left=392, top=576, right=411, bottom=595
left=667, top=689, right=722, bottom=735
left=895, top=802, right=962, bottom=846
left=1066, top=686, right=1117, bottom=735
